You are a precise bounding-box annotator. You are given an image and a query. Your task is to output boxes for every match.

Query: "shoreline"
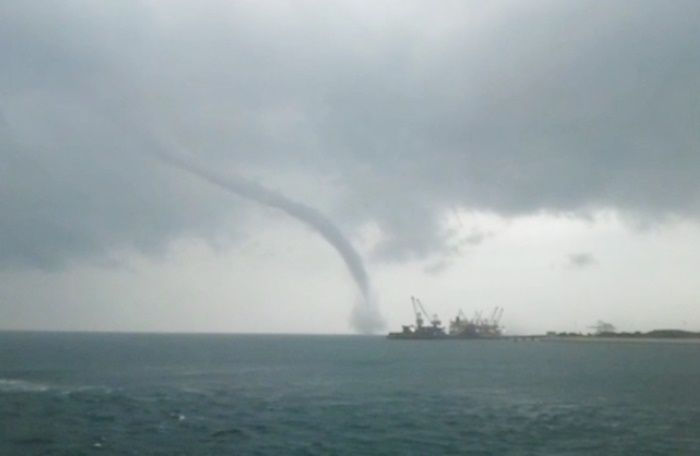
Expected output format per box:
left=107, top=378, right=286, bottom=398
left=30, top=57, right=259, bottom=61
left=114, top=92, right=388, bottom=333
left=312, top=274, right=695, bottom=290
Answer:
left=537, top=335, right=700, bottom=344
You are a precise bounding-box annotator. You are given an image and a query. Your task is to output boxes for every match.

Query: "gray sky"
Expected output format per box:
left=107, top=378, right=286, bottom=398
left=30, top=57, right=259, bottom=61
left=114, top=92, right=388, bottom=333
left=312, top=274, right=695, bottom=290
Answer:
left=2, top=0, right=699, bottom=334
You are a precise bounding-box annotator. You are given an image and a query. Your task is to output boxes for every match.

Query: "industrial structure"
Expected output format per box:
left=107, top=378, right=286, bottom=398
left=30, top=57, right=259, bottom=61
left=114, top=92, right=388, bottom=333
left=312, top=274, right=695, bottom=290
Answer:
left=449, top=306, right=504, bottom=338
left=388, top=298, right=700, bottom=341
left=387, top=296, right=448, bottom=339
left=387, top=296, right=504, bottom=339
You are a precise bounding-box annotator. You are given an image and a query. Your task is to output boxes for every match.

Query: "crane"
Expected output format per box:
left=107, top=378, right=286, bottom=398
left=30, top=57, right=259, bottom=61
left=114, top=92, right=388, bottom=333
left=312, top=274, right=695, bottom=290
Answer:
left=411, top=296, right=441, bottom=328
left=410, top=296, right=424, bottom=328
left=489, top=306, right=504, bottom=326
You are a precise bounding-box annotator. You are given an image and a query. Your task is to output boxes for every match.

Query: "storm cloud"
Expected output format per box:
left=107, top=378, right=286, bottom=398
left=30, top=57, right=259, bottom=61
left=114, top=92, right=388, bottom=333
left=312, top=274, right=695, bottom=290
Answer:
left=2, top=0, right=700, bottom=269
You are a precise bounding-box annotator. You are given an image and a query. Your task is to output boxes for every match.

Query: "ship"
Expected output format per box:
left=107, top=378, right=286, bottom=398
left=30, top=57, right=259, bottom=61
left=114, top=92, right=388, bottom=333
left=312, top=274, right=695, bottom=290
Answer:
left=387, top=297, right=448, bottom=339
left=387, top=296, right=503, bottom=340
left=448, top=307, right=503, bottom=338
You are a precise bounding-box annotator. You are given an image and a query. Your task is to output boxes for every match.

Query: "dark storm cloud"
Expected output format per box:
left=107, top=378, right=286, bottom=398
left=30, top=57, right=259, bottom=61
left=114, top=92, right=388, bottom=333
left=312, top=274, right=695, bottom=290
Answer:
left=2, top=0, right=700, bottom=268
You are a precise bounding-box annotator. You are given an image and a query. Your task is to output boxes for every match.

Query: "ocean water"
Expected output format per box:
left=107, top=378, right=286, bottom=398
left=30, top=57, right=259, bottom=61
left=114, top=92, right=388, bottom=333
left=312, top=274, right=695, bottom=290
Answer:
left=1, top=333, right=699, bottom=455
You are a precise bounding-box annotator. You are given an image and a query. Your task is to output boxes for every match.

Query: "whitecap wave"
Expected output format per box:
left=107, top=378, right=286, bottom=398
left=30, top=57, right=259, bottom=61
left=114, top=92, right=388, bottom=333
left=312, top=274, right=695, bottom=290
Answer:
left=0, top=378, right=50, bottom=393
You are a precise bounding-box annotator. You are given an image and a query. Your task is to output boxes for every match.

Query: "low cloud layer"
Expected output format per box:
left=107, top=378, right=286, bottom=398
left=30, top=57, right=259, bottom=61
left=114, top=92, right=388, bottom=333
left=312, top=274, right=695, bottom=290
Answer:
left=2, top=1, right=700, bottom=269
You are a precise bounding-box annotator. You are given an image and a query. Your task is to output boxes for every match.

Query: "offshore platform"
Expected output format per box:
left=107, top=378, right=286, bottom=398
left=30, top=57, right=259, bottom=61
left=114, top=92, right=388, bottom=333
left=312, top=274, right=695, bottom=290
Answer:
left=387, top=296, right=504, bottom=340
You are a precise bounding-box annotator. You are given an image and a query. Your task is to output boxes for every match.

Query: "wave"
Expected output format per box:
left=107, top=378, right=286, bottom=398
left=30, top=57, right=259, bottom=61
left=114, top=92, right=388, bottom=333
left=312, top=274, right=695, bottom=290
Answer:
left=0, top=378, right=50, bottom=393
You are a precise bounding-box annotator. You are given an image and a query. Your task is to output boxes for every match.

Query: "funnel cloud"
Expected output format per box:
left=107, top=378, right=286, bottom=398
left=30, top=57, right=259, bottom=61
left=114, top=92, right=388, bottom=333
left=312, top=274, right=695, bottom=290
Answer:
left=157, top=149, right=385, bottom=334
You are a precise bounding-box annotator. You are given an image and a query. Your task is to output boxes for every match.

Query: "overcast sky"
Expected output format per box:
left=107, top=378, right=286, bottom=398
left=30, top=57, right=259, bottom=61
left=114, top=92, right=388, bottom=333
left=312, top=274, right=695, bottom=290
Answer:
left=2, top=1, right=699, bottom=334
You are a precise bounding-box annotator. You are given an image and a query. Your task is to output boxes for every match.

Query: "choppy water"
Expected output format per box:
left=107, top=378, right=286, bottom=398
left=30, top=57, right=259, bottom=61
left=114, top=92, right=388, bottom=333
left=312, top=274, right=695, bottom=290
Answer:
left=1, top=332, right=699, bottom=455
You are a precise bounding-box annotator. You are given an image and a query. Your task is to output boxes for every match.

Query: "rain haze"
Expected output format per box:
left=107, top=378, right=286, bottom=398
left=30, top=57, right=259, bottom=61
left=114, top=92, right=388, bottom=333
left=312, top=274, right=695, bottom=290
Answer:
left=2, top=0, right=700, bottom=335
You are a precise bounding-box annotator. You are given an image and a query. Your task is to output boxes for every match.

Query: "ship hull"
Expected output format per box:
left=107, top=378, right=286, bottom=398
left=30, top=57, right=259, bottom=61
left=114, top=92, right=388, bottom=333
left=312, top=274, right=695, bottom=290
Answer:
left=387, top=333, right=449, bottom=340
left=387, top=334, right=501, bottom=340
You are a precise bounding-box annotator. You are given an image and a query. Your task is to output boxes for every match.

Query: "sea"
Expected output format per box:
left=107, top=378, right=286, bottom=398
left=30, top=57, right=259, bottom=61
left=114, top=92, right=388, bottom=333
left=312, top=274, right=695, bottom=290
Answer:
left=1, top=332, right=699, bottom=455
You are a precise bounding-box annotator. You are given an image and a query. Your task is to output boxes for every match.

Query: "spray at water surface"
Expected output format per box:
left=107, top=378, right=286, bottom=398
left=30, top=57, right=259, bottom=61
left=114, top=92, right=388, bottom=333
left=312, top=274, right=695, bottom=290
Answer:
left=157, top=149, right=385, bottom=334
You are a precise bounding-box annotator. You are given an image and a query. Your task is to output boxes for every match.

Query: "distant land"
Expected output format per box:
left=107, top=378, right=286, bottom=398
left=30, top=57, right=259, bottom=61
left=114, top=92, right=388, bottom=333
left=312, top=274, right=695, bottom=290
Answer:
left=542, top=329, right=700, bottom=341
